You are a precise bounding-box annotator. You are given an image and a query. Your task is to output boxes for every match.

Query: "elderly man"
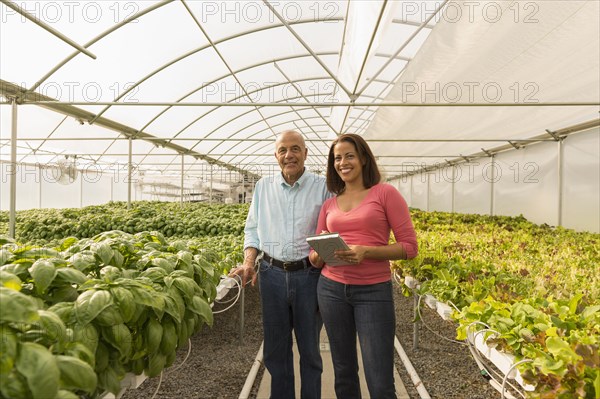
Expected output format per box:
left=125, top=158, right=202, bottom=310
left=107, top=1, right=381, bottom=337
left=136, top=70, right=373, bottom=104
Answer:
left=231, top=130, right=331, bottom=398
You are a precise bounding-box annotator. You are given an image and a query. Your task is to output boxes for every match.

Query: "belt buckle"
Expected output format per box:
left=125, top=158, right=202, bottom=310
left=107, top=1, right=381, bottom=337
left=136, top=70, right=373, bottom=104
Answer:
left=282, top=261, right=293, bottom=271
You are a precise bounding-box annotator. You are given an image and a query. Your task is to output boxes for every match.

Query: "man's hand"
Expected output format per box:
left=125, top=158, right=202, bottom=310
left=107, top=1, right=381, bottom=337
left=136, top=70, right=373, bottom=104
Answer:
left=229, top=247, right=259, bottom=286
left=229, top=263, right=257, bottom=287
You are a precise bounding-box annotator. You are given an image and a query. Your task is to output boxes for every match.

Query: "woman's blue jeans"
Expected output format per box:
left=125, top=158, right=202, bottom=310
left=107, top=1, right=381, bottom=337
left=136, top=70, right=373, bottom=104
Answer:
left=258, top=259, right=323, bottom=399
left=317, top=275, right=397, bottom=399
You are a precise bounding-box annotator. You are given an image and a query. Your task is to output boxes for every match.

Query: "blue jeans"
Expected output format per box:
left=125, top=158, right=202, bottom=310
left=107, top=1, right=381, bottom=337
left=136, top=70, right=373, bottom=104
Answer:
left=258, top=259, right=323, bottom=399
left=317, top=275, right=397, bottom=399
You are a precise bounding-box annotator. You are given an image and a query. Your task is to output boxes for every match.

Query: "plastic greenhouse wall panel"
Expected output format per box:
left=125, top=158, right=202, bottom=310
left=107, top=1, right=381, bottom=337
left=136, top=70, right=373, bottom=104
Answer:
left=562, top=128, right=600, bottom=233
left=82, top=176, right=113, bottom=207
left=397, top=177, right=412, bottom=208
left=427, top=170, right=453, bottom=213
left=0, top=164, right=39, bottom=210
left=494, top=142, right=559, bottom=227
left=40, top=175, right=80, bottom=209
left=411, top=174, right=428, bottom=211
left=452, top=160, right=492, bottom=216
left=112, top=180, right=131, bottom=202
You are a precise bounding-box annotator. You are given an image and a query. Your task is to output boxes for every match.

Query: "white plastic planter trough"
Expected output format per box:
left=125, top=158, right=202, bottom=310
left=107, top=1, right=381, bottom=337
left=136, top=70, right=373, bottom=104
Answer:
left=101, top=373, right=147, bottom=399
left=471, top=331, right=535, bottom=392
left=423, top=293, right=437, bottom=309
left=435, top=301, right=453, bottom=320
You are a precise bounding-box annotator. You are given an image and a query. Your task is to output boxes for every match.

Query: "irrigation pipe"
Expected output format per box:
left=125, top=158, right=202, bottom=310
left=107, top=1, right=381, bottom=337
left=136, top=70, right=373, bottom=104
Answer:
left=150, top=371, right=163, bottom=399
left=415, top=294, right=467, bottom=346
left=502, top=360, right=533, bottom=399
left=166, top=338, right=193, bottom=374
left=466, top=324, right=525, bottom=398
left=394, top=336, right=431, bottom=399
left=239, top=341, right=264, bottom=399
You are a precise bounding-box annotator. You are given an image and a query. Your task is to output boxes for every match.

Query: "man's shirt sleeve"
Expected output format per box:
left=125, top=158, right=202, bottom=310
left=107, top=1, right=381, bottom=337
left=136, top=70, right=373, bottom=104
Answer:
left=243, top=179, right=261, bottom=251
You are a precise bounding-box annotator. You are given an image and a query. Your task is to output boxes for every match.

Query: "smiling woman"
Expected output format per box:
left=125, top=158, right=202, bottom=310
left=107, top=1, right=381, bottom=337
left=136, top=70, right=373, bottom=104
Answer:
left=310, top=133, right=418, bottom=399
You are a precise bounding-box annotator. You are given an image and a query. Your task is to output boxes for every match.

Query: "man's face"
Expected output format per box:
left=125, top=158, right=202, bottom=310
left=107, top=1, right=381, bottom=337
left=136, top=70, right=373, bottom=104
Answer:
left=275, top=132, right=308, bottom=182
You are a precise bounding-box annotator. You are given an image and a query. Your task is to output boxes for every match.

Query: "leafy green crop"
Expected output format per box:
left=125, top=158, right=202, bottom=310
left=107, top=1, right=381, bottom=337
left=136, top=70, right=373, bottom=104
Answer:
left=0, top=201, right=248, bottom=243
left=0, top=227, right=244, bottom=398
left=392, top=210, right=599, bottom=398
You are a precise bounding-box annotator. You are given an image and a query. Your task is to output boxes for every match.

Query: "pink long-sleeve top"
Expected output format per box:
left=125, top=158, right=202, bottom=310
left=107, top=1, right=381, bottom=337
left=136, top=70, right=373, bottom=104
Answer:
left=314, top=183, right=418, bottom=285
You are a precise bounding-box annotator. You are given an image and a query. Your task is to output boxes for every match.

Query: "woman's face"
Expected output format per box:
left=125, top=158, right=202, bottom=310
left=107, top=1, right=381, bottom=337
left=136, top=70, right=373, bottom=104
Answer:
left=333, top=141, right=363, bottom=185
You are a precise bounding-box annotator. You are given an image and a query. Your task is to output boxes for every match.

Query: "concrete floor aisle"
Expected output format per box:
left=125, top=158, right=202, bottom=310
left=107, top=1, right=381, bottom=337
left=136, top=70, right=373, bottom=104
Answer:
left=256, top=331, right=410, bottom=399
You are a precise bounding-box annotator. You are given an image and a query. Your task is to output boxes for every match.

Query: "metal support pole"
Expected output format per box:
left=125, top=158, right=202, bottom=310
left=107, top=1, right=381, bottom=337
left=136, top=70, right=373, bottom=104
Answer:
left=8, top=98, right=17, bottom=238
left=451, top=165, right=456, bottom=213
left=180, top=154, right=184, bottom=205
left=209, top=165, right=213, bottom=204
left=410, top=175, right=414, bottom=207
left=426, top=173, right=430, bottom=212
left=127, top=136, right=132, bottom=210
left=413, top=290, right=419, bottom=351
left=557, top=140, right=564, bottom=226
left=80, top=167, right=84, bottom=208
left=38, top=167, right=42, bottom=208
left=239, top=285, right=245, bottom=342
left=490, top=156, right=495, bottom=216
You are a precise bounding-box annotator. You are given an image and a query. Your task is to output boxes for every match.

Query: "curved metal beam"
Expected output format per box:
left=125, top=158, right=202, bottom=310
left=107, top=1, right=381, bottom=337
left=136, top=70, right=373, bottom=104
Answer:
left=1, top=0, right=96, bottom=59
left=263, top=0, right=353, bottom=98
left=89, top=17, right=343, bottom=124
left=127, top=79, right=338, bottom=167
left=27, top=0, right=175, bottom=94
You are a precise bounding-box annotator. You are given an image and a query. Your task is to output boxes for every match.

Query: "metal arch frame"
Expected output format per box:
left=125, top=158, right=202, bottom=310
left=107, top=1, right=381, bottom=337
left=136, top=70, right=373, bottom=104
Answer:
left=147, top=110, right=333, bottom=175
left=0, top=79, right=261, bottom=179
left=162, top=77, right=339, bottom=155
left=26, top=0, right=176, bottom=95
left=180, top=91, right=385, bottom=167
left=337, top=0, right=447, bottom=135
left=262, top=0, right=353, bottom=98
left=168, top=118, right=335, bottom=175
left=336, top=0, right=389, bottom=135
left=91, top=54, right=339, bottom=165
left=88, top=17, right=344, bottom=124
left=0, top=0, right=96, bottom=59
left=166, top=102, right=337, bottom=173
left=132, top=80, right=338, bottom=168
left=179, top=0, right=282, bottom=153
left=20, top=3, right=350, bottom=176
left=355, top=0, right=450, bottom=97
left=137, top=52, right=338, bottom=138
left=141, top=83, right=385, bottom=170
left=344, top=54, right=411, bottom=135
left=88, top=47, right=346, bottom=166
left=7, top=138, right=561, bottom=143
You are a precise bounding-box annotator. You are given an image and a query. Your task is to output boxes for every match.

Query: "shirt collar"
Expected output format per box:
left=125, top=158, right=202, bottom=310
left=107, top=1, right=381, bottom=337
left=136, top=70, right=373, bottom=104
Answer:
left=278, top=168, right=308, bottom=188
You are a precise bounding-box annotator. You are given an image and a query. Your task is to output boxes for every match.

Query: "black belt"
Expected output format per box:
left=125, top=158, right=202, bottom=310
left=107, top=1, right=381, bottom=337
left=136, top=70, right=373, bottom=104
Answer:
left=262, top=253, right=310, bottom=271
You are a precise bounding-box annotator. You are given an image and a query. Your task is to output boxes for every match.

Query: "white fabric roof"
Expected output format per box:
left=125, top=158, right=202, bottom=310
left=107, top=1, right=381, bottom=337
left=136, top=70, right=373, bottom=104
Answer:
left=365, top=0, right=600, bottom=177
left=1, top=0, right=598, bottom=180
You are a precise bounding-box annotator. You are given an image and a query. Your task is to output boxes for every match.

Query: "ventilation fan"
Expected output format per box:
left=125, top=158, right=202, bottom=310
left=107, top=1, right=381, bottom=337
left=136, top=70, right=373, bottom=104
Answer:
left=55, top=156, right=78, bottom=185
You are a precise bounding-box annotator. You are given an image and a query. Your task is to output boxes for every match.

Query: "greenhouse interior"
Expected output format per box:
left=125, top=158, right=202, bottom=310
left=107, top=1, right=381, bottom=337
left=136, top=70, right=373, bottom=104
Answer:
left=1, top=0, right=598, bottom=398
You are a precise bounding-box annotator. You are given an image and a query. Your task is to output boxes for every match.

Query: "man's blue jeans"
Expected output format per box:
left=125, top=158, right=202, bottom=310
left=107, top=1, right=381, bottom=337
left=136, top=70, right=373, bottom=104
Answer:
left=258, top=259, right=323, bottom=399
left=317, top=275, right=397, bottom=399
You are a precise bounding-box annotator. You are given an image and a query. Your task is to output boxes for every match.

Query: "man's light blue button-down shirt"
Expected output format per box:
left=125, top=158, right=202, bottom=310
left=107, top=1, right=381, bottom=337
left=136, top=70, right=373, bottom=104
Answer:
left=244, top=170, right=331, bottom=261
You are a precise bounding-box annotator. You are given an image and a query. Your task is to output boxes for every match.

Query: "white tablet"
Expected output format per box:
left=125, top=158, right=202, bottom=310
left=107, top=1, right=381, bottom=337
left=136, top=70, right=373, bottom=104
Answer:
left=306, top=233, right=351, bottom=266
